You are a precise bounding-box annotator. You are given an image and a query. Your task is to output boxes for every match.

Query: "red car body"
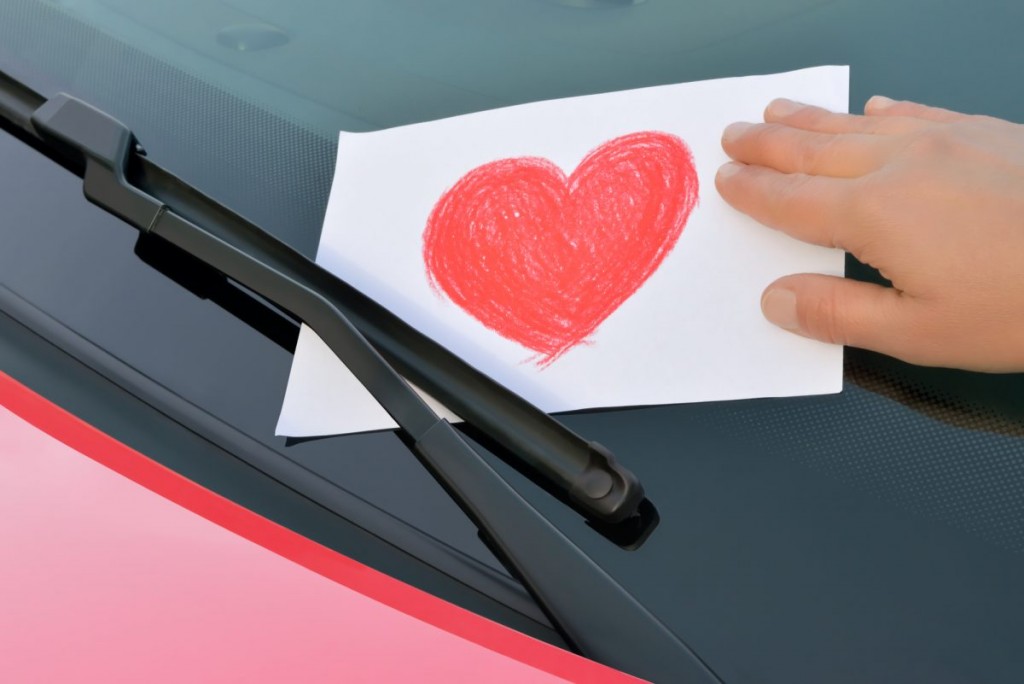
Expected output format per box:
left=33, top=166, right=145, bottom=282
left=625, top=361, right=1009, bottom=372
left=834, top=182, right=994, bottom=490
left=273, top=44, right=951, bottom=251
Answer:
left=0, top=372, right=637, bottom=682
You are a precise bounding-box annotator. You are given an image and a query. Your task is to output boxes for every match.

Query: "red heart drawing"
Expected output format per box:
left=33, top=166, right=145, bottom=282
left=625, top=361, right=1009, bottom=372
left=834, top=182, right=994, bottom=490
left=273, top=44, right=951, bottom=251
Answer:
left=422, top=131, right=699, bottom=366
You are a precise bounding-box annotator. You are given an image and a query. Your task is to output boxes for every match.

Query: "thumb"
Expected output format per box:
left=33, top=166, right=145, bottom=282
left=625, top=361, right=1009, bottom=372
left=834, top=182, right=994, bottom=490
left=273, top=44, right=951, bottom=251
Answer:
left=761, top=274, right=909, bottom=355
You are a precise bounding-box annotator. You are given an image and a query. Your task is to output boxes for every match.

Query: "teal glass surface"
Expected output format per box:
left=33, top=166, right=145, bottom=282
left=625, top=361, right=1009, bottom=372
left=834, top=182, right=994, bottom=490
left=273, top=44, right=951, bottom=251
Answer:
left=2, top=2, right=1024, bottom=682
left=19, top=1, right=1024, bottom=131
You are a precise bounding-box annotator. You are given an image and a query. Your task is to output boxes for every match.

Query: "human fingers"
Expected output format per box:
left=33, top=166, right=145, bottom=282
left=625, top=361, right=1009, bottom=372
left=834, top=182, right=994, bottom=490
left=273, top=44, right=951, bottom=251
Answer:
left=722, top=122, right=889, bottom=177
left=715, top=163, right=863, bottom=251
left=761, top=273, right=914, bottom=358
left=864, top=95, right=973, bottom=123
left=764, top=98, right=926, bottom=135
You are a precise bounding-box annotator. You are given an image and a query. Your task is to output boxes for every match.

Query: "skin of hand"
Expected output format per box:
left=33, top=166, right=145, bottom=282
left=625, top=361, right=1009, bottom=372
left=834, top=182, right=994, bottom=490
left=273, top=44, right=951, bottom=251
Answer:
left=716, top=96, right=1024, bottom=372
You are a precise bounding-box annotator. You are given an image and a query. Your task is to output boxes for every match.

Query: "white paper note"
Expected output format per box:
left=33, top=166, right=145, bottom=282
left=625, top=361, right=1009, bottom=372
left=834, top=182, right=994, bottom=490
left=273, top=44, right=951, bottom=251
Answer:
left=277, top=66, right=848, bottom=437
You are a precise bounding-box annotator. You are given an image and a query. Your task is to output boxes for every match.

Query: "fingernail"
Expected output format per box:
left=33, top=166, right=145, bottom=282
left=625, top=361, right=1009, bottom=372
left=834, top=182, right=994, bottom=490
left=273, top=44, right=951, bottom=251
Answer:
left=766, top=98, right=805, bottom=118
left=761, top=288, right=800, bottom=331
left=716, top=162, right=744, bottom=180
left=866, top=95, right=895, bottom=111
left=722, top=121, right=753, bottom=144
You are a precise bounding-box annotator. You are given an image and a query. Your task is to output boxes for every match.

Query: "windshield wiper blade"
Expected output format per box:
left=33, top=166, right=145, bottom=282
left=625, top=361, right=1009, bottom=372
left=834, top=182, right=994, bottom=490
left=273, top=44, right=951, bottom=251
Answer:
left=0, top=70, right=644, bottom=530
left=16, top=91, right=721, bottom=683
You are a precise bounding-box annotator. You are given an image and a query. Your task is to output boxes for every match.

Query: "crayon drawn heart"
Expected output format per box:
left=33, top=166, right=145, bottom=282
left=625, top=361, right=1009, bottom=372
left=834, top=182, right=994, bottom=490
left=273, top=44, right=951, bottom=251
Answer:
left=422, top=131, right=699, bottom=366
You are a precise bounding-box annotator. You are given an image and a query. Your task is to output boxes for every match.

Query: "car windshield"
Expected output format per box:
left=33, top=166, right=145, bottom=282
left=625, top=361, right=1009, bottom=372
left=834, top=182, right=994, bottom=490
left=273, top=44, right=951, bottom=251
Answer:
left=2, top=2, right=1024, bottom=682
left=0, top=2, right=848, bottom=254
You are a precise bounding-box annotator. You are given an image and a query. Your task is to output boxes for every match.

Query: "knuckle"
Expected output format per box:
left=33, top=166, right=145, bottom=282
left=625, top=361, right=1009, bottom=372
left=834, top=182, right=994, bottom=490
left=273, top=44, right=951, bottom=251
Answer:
left=740, top=122, right=770, bottom=145
left=848, top=174, right=893, bottom=227
left=904, top=127, right=954, bottom=158
left=751, top=123, right=784, bottom=154
left=885, top=101, right=924, bottom=118
left=805, top=108, right=832, bottom=128
left=805, top=134, right=840, bottom=173
left=771, top=172, right=812, bottom=214
left=867, top=117, right=905, bottom=134
left=830, top=175, right=899, bottom=253
left=801, top=289, right=847, bottom=345
left=790, top=106, right=828, bottom=129
left=794, top=135, right=824, bottom=171
left=752, top=124, right=806, bottom=172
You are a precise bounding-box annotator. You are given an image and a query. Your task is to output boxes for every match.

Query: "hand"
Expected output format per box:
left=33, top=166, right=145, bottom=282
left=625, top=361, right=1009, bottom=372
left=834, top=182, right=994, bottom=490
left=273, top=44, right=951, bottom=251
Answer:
left=716, top=96, right=1024, bottom=372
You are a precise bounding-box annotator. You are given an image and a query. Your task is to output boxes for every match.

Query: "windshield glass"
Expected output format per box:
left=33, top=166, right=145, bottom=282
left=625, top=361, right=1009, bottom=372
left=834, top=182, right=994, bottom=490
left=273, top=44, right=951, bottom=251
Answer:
left=3, top=2, right=1024, bottom=682
left=5, top=1, right=1017, bottom=254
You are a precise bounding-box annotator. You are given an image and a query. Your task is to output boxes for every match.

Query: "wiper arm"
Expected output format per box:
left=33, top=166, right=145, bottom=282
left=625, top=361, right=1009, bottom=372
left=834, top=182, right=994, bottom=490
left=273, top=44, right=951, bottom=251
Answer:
left=0, top=70, right=644, bottom=530
left=3, top=84, right=721, bottom=681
